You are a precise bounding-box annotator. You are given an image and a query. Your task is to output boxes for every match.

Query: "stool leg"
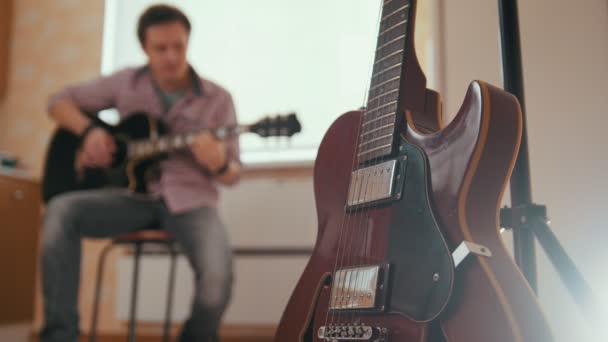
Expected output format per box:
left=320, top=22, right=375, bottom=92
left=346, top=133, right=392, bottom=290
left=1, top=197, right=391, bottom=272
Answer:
left=128, top=242, right=143, bottom=342
left=162, top=245, right=178, bottom=342
left=90, top=243, right=115, bottom=342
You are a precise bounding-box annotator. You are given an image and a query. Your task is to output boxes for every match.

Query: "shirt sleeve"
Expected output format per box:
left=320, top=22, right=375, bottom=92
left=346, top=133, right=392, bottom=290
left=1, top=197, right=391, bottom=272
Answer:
left=47, top=68, right=132, bottom=115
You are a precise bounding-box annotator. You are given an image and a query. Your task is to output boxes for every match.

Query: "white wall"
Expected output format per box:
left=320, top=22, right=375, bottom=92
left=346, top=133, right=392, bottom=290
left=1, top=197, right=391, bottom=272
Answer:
left=441, top=0, right=608, bottom=341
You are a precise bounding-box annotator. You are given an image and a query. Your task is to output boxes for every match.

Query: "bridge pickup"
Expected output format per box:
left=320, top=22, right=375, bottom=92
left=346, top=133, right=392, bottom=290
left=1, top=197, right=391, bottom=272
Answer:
left=346, top=157, right=407, bottom=211
left=329, top=264, right=389, bottom=311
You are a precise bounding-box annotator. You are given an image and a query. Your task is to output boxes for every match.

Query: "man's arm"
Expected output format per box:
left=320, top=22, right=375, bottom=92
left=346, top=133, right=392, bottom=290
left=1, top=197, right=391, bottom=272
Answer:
left=191, top=132, right=241, bottom=186
left=49, top=99, right=94, bottom=136
left=191, top=91, right=241, bottom=185
left=48, top=70, right=130, bottom=167
left=47, top=68, right=131, bottom=133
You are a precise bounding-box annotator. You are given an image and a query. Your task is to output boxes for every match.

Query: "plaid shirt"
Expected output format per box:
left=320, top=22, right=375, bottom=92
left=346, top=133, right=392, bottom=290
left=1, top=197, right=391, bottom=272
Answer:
left=49, top=65, right=240, bottom=213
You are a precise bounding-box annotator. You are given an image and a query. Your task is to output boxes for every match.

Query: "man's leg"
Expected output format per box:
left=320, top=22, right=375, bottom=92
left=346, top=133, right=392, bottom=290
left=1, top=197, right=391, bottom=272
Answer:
left=161, top=206, right=233, bottom=342
left=40, top=189, right=162, bottom=342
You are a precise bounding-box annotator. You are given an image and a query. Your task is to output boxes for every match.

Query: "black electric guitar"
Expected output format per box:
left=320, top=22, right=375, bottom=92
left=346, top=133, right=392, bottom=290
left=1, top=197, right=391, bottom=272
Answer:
left=41, top=112, right=301, bottom=203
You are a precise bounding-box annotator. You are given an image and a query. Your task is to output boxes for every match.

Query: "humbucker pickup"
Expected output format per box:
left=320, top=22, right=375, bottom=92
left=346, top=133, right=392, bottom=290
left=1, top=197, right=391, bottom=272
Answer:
left=329, top=264, right=389, bottom=311
left=346, top=157, right=407, bottom=211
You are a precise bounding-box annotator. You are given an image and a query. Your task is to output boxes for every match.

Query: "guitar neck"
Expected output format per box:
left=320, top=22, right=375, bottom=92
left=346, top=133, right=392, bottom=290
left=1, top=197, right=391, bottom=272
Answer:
left=126, top=124, right=250, bottom=159
left=357, top=0, right=414, bottom=165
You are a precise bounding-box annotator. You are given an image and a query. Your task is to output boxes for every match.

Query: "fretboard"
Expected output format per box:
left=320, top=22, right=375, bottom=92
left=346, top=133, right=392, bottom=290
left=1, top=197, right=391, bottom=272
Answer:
left=358, top=0, right=411, bottom=164
left=127, top=126, right=246, bottom=159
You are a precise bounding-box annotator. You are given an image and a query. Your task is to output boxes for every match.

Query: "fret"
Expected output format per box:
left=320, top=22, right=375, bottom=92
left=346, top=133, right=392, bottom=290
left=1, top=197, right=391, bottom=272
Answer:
left=366, top=99, right=398, bottom=119
left=362, top=130, right=395, bottom=148
left=358, top=143, right=393, bottom=157
left=368, top=80, right=400, bottom=101
left=363, top=106, right=398, bottom=125
left=370, top=75, right=401, bottom=93
left=378, top=19, right=407, bottom=38
left=367, top=88, right=399, bottom=106
left=375, top=34, right=405, bottom=53
left=361, top=123, right=395, bottom=139
left=383, top=0, right=410, bottom=15
left=375, top=52, right=405, bottom=77
left=371, top=63, right=402, bottom=88
left=358, top=134, right=394, bottom=148
left=373, top=63, right=402, bottom=80
left=380, top=6, right=409, bottom=32
left=362, top=115, right=395, bottom=133
left=367, top=93, right=399, bottom=113
left=378, top=22, right=407, bottom=47
left=363, top=112, right=396, bottom=127
left=373, top=53, right=404, bottom=75
left=365, top=100, right=397, bottom=117
left=374, top=49, right=402, bottom=67
left=382, top=4, right=410, bottom=22
left=359, top=137, right=394, bottom=156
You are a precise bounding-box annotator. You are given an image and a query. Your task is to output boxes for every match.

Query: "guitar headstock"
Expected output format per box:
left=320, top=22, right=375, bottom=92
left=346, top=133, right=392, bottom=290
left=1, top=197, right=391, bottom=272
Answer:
left=250, top=112, right=301, bottom=138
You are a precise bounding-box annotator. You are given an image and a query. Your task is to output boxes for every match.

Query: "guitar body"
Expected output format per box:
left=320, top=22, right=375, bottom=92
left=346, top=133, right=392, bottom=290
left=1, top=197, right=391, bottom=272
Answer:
left=407, top=81, right=554, bottom=342
left=42, top=112, right=167, bottom=202
left=275, top=82, right=554, bottom=341
left=275, top=108, right=452, bottom=341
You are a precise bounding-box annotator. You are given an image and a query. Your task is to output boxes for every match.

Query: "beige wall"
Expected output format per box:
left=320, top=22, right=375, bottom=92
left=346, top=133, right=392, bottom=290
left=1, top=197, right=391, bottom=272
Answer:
left=0, top=0, right=104, bottom=177
left=440, top=0, right=608, bottom=341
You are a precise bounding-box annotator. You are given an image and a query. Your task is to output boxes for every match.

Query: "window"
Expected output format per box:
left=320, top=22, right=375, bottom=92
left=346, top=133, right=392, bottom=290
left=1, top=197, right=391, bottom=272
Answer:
left=101, top=0, right=435, bottom=165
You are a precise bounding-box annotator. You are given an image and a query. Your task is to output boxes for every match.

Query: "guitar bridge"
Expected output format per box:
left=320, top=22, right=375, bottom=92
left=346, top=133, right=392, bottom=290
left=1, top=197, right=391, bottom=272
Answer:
left=318, top=324, right=387, bottom=341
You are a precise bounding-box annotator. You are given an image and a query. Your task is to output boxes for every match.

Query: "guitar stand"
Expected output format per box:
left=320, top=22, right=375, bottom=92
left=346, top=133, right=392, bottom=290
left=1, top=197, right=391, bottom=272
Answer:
left=497, top=0, right=604, bottom=336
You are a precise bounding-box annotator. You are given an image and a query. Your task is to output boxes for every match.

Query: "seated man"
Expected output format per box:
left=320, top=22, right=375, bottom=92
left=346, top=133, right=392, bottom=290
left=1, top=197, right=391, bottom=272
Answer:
left=40, top=4, right=240, bottom=342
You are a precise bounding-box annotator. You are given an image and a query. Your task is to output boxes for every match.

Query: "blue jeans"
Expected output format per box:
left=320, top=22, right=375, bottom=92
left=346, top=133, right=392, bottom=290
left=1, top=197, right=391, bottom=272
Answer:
left=40, top=189, right=232, bottom=342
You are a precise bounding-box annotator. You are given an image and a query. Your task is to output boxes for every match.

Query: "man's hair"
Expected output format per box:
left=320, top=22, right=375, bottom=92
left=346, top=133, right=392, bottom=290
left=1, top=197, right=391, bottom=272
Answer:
left=137, top=4, right=191, bottom=46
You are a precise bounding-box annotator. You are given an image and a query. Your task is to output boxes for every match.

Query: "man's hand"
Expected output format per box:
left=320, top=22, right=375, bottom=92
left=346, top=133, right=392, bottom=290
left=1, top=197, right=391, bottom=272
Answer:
left=191, top=131, right=226, bottom=173
left=79, top=127, right=116, bottom=168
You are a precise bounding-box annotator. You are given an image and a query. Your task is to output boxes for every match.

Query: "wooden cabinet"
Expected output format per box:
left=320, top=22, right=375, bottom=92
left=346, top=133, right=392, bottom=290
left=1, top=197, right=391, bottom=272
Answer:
left=0, top=0, right=12, bottom=97
left=0, top=171, right=41, bottom=323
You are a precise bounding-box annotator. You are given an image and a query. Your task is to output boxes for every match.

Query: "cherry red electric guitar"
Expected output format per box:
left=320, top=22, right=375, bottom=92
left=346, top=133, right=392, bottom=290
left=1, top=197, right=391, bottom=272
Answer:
left=275, top=0, right=554, bottom=341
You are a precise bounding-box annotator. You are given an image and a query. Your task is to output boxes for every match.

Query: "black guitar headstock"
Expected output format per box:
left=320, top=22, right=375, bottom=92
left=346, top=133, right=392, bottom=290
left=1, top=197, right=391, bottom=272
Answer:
left=250, top=113, right=302, bottom=138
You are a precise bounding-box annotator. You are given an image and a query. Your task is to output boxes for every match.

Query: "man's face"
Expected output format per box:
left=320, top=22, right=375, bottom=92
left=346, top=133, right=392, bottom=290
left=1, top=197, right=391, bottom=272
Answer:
left=143, top=21, right=189, bottom=83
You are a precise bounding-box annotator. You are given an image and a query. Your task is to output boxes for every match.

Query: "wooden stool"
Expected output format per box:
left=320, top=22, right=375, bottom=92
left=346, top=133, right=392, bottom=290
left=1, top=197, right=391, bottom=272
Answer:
left=89, top=230, right=179, bottom=342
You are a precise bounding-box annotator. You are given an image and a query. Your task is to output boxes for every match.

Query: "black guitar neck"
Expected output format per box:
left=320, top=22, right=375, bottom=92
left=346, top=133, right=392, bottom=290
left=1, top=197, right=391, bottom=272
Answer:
left=126, top=123, right=252, bottom=160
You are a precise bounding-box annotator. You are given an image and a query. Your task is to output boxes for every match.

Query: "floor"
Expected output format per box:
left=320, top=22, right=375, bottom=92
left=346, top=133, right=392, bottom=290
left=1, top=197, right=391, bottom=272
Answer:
left=0, top=322, right=275, bottom=342
left=0, top=322, right=30, bottom=342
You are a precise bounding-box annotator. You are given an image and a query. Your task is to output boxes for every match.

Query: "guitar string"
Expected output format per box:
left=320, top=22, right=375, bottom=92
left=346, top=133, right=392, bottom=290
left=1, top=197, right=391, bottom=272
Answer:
left=344, top=0, right=393, bottom=328
left=323, top=2, right=385, bottom=330
left=348, top=0, right=409, bottom=330
left=326, top=0, right=388, bottom=333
